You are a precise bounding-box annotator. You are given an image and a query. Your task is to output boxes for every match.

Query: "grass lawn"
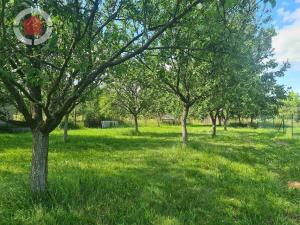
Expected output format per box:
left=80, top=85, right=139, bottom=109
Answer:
left=0, top=125, right=299, bottom=225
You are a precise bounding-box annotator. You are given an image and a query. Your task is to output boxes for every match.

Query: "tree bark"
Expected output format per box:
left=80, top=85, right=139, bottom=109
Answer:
left=157, top=114, right=161, bottom=127
left=181, top=105, right=189, bottom=145
left=31, top=128, right=49, bottom=193
left=63, top=114, right=69, bottom=143
left=74, top=109, right=77, bottom=126
left=250, top=116, right=254, bottom=126
left=210, top=113, right=217, bottom=138
left=224, top=118, right=228, bottom=131
left=223, top=110, right=229, bottom=131
left=133, top=114, right=139, bottom=133
left=218, top=115, right=222, bottom=126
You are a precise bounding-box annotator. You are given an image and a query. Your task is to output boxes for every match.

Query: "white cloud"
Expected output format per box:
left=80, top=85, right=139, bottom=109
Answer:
left=296, top=0, right=300, bottom=4
left=273, top=7, right=300, bottom=71
left=277, top=7, right=300, bottom=23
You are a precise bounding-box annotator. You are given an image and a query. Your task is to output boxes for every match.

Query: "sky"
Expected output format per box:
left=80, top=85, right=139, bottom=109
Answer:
left=272, top=0, right=300, bottom=93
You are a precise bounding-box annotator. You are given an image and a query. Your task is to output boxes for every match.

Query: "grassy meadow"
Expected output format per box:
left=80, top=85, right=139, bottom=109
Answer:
left=0, top=125, right=299, bottom=225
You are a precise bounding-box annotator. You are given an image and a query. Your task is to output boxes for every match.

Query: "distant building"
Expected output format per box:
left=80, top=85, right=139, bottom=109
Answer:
left=161, top=114, right=176, bottom=125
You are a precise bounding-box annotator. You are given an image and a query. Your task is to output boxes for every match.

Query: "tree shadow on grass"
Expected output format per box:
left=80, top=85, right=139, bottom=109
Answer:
left=0, top=131, right=178, bottom=153
left=133, top=131, right=201, bottom=139
left=0, top=128, right=299, bottom=225
left=191, top=131, right=292, bottom=161
left=0, top=133, right=32, bottom=150
left=50, top=134, right=177, bottom=153
left=2, top=155, right=297, bottom=225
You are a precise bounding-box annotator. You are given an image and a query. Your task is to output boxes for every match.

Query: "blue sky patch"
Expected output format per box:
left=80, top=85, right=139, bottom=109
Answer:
left=272, top=0, right=300, bottom=93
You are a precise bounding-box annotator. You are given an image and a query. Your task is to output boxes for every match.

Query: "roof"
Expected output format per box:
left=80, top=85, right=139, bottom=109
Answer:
left=161, top=114, right=176, bottom=120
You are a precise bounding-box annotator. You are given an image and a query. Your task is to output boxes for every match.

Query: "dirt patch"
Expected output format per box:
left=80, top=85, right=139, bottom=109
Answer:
left=288, top=181, right=300, bottom=189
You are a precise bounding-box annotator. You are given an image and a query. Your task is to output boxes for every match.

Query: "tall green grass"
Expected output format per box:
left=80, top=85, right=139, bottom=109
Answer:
left=0, top=126, right=299, bottom=225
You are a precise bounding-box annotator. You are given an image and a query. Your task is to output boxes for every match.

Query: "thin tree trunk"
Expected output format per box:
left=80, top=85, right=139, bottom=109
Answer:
left=31, top=128, right=49, bottom=193
left=223, top=110, right=229, bottom=131
left=210, top=113, right=217, bottom=138
left=157, top=114, right=161, bottom=127
left=218, top=115, right=222, bottom=126
left=250, top=116, right=254, bottom=126
left=63, top=114, right=69, bottom=143
left=134, top=115, right=139, bottom=133
left=181, top=105, right=189, bottom=145
left=74, top=109, right=77, bottom=126
left=224, top=118, right=228, bottom=131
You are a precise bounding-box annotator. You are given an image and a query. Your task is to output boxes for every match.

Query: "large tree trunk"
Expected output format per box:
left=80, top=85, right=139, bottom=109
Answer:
left=31, top=128, right=49, bottom=193
left=133, top=114, right=139, bottom=133
left=63, top=114, right=69, bottom=143
left=181, top=105, right=189, bottom=145
left=210, top=113, right=217, bottom=138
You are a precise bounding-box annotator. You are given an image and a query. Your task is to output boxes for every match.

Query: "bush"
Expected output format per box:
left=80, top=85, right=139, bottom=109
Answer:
left=0, top=124, right=12, bottom=132
left=59, top=120, right=80, bottom=130
left=84, top=113, right=102, bottom=128
left=0, top=123, right=30, bottom=133
left=83, top=112, right=123, bottom=128
left=248, top=122, right=259, bottom=129
left=230, top=122, right=248, bottom=128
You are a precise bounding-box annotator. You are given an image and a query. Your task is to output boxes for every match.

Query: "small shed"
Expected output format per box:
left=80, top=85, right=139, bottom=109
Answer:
left=161, top=114, right=176, bottom=125
left=101, top=121, right=119, bottom=129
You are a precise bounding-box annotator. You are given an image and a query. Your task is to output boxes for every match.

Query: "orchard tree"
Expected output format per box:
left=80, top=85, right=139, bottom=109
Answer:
left=0, top=0, right=203, bottom=193
left=156, top=48, right=213, bottom=144
left=154, top=0, right=259, bottom=142
left=205, top=0, right=288, bottom=134
left=106, top=62, right=155, bottom=133
left=153, top=6, right=222, bottom=144
left=279, top=91, right=299, bottom=120
left=147, top=91, right=181, bottom=126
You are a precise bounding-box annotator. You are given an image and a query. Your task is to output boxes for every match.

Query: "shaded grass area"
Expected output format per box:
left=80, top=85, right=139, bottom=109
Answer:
left=0, top=126, right=299, bottom=225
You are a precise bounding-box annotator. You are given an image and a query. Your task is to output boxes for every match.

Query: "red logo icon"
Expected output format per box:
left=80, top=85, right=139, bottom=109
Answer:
left=22, top=16, right=43, bottom=36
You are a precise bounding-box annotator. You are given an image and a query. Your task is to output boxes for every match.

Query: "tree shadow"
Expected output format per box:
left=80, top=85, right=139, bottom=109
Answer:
left=2, top=155, right=297, bottom=225
left=134, top=131, right=201, bottom=139
left=1, top=127, right=299, bottom=224
left=50, top=134, right=177, bottom=153
left=0, top=133, right=32, bottom=150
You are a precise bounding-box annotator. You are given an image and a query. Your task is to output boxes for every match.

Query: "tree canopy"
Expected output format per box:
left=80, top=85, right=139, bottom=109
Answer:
left=0, top=0, right=289, bottom=194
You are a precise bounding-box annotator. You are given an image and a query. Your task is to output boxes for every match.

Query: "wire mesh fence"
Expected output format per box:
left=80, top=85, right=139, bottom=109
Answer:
left=257, top=114, right=300, bottom=138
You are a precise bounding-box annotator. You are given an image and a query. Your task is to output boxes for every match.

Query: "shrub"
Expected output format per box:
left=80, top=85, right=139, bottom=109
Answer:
left=84, top=113, right=102, bottom=128
left=59, top=120, right=80, bottom=130
left=230, top=122, right=248, bottom=128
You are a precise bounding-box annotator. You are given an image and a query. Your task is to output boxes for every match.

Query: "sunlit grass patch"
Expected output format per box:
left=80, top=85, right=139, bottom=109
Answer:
left=0, top=125, right=299, bottom=225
